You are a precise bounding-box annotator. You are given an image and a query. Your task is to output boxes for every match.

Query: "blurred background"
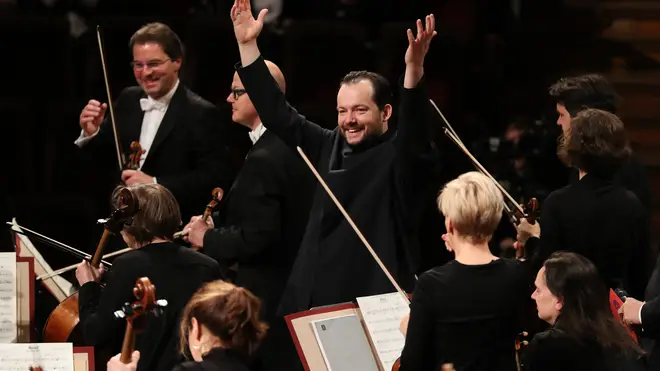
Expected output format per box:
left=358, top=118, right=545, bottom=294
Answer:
left=2, top=0, right=660, bottom=279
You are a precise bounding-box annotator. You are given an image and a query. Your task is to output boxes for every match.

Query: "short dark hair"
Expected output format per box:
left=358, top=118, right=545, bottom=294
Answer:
left=340, top=71, right=393, bottom=110
left=543, top=252, right=642, bottom=355
left=557, top=108, right=631, bottom=178
left=129, top=22, right=184, bottom=60
left=549, top=74, right=619, bottom=116
left=179, top=280, right=268, bottom=357
left=112, top=183, right=182, bottom=244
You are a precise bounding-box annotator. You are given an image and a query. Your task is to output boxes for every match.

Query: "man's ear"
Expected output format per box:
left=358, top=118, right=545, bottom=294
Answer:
left=381, top=104, right=393, bottom=123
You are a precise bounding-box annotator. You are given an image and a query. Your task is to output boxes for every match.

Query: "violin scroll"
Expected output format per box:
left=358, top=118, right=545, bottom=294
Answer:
left=125, top=141, right=145, bottom=170
left=116, top=277, right=167, bottom=364
left=202, top=187, right=224, bottom=220
left=524, top=198, right=539, bottom=225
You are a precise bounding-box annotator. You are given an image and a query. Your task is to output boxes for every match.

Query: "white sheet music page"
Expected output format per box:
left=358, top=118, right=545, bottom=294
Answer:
left=0, top=343, right=74, bottom=371
left=356, top=292, right=410, bottom=371
left=0, top=253, right=16, bottom=343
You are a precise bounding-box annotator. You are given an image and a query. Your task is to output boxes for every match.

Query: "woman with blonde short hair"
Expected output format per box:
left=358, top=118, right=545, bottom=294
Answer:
left=397, top=171, right=537, bottom=371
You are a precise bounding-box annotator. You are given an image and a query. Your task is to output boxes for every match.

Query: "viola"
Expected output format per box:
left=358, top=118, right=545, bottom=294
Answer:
left=115, top=277, right=167, bottom=364
left=42, top=188, right=139, bottom=343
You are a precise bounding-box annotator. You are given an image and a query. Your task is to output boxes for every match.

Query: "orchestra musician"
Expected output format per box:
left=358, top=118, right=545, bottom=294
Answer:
left=524, top=252, right=645, bottom=371
left=397, top=171, right=540, bottom=371
left=619, top=247, right=660, bottom=369
left=75, top=22, right=242, bottom=223
left=182, top=59, right=315, bottom=370
left=75, top=183, right=223, bottom=371
left=106, top=280, right=268, bottom=371
left=549, top=74, right=651, bottom=218
left=517, top=108, right=648, bottom=299
left=229, top=0, right=439, bottom=316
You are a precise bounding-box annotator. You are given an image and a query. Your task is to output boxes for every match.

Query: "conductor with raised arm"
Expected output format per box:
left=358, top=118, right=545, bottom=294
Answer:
left=75, top=22, right=241, bottom=222
left=230, top=0, right=439, bottom=316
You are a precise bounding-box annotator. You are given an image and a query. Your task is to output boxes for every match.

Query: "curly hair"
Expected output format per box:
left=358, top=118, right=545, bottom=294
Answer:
left=557, top=108, right=631, bottom=178
left=179, top=280, right=268, bottom=357
left=549, top=74, right=619, bottom=116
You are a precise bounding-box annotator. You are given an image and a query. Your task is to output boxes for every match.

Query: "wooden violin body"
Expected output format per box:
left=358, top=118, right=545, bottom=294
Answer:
left=42, top=188, right=138, bottom=344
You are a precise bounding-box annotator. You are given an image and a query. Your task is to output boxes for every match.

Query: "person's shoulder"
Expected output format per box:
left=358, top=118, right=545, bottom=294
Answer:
left=178, top=246, right=221, bottom=267
left=417, top=262, right=458, bottom=287
left=181, top=85, right=216, bottom=111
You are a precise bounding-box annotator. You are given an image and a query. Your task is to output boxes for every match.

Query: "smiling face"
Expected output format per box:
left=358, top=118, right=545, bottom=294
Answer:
left=132, top=42, right=181, bottom=99
left=336, top=80, right=391, bottom=146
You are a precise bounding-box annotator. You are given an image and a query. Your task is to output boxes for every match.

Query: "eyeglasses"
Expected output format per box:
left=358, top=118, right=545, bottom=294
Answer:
left=231, top=89, right=247, bottom=100
left=131, top=59, right=171, bottom=71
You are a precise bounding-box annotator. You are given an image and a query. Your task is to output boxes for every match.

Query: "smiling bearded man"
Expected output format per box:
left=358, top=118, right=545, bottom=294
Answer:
left=229, top=0, right=441, bottom=318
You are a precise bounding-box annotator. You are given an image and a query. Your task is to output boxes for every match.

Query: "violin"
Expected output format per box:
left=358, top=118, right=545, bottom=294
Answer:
left=29, top=367, right=42, bottom=371
left=115, top=277, right=167, bottom=364
left=515, top=331, right=530, bottom=371
left=173, top=187, right=224, bottom=240
left=125, top=141, right=145, bottom=170
left=42, top=188, right=139, bottom=343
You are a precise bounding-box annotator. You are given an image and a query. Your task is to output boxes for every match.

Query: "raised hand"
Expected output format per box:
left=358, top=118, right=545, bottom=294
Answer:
left=80, top=99, right=107, bottom=137
left=231, top=0, right=268, bottom=45
left=405, top=14, right=437, bottom=68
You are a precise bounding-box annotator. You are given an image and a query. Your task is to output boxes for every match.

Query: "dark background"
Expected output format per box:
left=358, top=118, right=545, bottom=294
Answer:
left=3, top=0, right=658, bottom=280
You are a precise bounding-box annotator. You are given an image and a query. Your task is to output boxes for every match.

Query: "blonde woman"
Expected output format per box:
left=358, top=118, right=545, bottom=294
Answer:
left=398, top=171, right=538, bottom=371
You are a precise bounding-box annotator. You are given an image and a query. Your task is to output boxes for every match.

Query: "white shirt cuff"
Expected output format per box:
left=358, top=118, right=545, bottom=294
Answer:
left=153, top=177, right=157, bottom=184
left=74, top=128, right=99, bottom=147
left=638, top=302, right=645, bottom=325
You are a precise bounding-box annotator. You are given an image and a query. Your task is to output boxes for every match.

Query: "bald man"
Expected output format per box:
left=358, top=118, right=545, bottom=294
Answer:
left=183, top=60, right=314, bottom=370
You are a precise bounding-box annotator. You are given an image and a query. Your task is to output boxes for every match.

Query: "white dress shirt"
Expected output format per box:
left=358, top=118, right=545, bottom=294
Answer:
left=74, top=80, right=180, bottom=178
left=249, top=123, right=267, bottom=145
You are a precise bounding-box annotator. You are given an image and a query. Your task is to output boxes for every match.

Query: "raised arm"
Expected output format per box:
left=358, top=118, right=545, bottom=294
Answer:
left=230, top=0, right=330, bottom=163
left=394, top=16, right=440, bottom=221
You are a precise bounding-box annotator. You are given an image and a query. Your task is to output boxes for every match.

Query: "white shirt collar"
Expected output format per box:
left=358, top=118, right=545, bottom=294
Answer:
left=248, top=122, right=267, bottom=144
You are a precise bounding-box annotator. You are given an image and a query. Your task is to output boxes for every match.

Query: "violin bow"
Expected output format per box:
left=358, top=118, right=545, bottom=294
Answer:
left=295, top=147, right=410, bottom=305
left=96, top=25, right=124, bottom=171
left=36, top=247, right=132, bottom=281
left=429, top=99, right=526, bottom=217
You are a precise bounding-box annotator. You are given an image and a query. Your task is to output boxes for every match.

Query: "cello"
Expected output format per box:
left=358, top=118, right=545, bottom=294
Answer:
left=42, top=187, right=139, bottom=343
left=114, top=277, right=167, bottom=364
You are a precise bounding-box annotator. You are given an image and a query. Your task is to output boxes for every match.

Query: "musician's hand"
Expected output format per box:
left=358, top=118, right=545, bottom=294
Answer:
left=399, top=313, right=410, bottom=336
left=516, top=219, right=540, bottom=244
left=619, top=297, right=644, bottom=325
left=230, top=0, right=268, bottom=45
left=75, top=260, right=104, bottom=286
left=187, top=216, right=212, bottom=248
left=80, top=100, right=107, bottom=137
left=107, top=351, right=139, bottom=371
left=121, top=170, right=154, bottom=185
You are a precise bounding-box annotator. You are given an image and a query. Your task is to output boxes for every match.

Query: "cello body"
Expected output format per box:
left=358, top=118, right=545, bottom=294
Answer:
left=42, top=292, right=83, bottom=343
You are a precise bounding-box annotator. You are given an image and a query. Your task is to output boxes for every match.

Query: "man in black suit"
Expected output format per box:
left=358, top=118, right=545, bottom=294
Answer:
left=229, top=0, right=439, bottom=317
left=183, top=60, right=315, bottom=370
left=75, top=183, right=223, bottom=371
left=75, top=22, right=244, bottom=223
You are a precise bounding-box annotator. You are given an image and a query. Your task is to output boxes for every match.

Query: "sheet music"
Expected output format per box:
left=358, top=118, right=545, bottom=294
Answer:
left=356, top=292, right=410, bottom=371
left=0, top=253, right=16, bottom=343
left=0, top=343, right=74, bottom=371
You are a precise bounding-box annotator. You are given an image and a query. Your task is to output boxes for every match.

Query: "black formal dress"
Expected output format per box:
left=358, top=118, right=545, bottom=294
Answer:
left=523, top=328, right=646, bottom=371
left=202, top=128, right=315, bottom=370
left=78, top=242, right=222, bottom=371
left=526, top=173, right=648, bottom=298
left=236, top=56, right=439, bottom=316
left=79, top=83, right=247, bottom=222
left=172, top=348, right=250, bottom=371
